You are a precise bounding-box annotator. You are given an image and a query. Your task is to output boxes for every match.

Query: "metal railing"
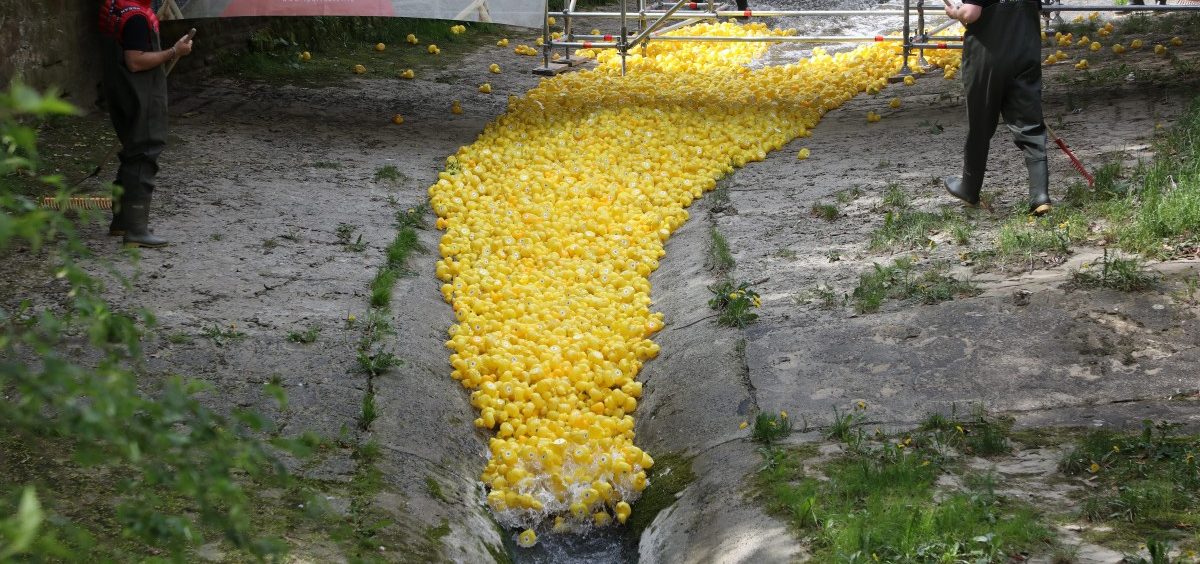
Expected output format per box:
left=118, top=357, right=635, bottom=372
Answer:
left=536, top=0, right=1200, bottom=76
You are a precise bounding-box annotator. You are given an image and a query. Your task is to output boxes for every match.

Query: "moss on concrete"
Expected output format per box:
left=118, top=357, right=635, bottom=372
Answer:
left=626, top=452, right=696, bottom=536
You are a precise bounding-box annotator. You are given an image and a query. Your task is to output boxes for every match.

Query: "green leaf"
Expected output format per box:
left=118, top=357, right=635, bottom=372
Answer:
left=0, top=487, right=45, bottom=559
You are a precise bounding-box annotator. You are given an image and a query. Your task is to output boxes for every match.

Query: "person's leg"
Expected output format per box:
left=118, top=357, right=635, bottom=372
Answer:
left=1000, top=63, right=1050, bottom=213
left=948, top=37, right=1004, bottom=205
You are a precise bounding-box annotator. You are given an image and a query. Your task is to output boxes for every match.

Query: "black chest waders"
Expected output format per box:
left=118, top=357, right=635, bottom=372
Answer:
left=957, top=0, right=1050, bottom=210
left=101, top=30, right=169, bottom=247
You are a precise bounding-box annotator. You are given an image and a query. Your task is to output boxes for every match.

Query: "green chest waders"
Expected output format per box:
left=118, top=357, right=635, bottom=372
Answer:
left=101, top=31, right=169, bottom=247
left=958, top=0, right=1050, bottom=210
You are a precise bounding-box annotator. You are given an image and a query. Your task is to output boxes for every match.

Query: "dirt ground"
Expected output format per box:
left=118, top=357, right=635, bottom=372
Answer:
left=3, top=10, right=1199, bottom=564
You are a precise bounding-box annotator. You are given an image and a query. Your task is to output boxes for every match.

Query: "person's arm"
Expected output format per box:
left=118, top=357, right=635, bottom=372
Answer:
left=943, top=0, right=983, bottom=24
left=125, top=34, right=193, bottom=72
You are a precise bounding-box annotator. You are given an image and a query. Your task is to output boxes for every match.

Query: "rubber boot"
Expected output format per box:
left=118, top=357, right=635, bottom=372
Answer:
left=109, top=208, right=126, bottom=236
left=122, top=199, right=168, bottom=248
left=1027, top=156, right=1051, bottom=216
left=944, top=176, right=980, bottom=207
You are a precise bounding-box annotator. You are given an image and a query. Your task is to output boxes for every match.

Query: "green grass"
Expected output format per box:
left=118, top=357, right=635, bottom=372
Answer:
left=425, top=477, right=447, bottom=503
left=200, top=324, right=246, bottom=347
left=358, top=391, right=377, bottom=431
left=356, top=350, right=401, bottom=377
left=708, top=279, right=760, bottom=328
left=752, top=412, right=793, bottom=446
left=213, top=17, right=504, bottom=86
left=851, top=258, right=980, bottom=314
left=370, top=268, right=400, bottom=308
left=811, top=203, right=839, bottom=221
left=1059, top=421, right=1200, bottom=552
left=757, top=426, right=1050, bottom=561
left=374, top=165, right=404, bottom=183
left=286, top=326, right=321, bottom=344
left=1072, top=250, right=1158, bottom=292
left=870, top=209, right=971, bottom=251
left=881, top=182, right=909, bottom=209
left=708, top=227, right=735, bottom=274
left=395, top=204, right=429, bottom=230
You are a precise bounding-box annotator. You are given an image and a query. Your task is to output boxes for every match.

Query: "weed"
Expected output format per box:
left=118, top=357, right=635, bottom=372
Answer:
left=346, top=234, right=367, bottom=253
left=370, top=269, right=399, bottom=308
left=851, top=259, right=979, bottom=313
left=811, top=203, right=839, bottom=221
left=286, top=326, right=320, bottom=344
left=359, top=391, right=377, bottom=431
left=336, top=223, right=357, bottom=244
left=1072, top=249, right=1157, bottom=292
left=165, top=332, right=192, bottom=345
left=200, top=323, right=246, bottom=347
left=708, top=279, right=761, bottom=328
left=385, top=228, right=422, bottom=271
left=812, top=284, right=839, bottom=310
left=835, top=187, right=862, bottom=204
left=950, top=222, right=973, bottom=246
left=1060, top=421, right=1199, bottom=545
left=825, top=249, right=841, bottom=262
left=262, top=237, right=279, bottom=250
left=359, top=309, right=395, bottom=351
left=395, top=204, right=430, bottom=230
left=774, top=248, right=798, bottom=260
left=882, top=182, right=910, bottom=209
left=708, top=227, right=735, bottom=274
left=374, top=165, right=404, bottom=182
left=279, top=229, right=302, bottom=243
left=356, top=350, right=401, bottom=377
left=210, top=233, right=224, bottom=241
left=752, top=412, right=793, bottom=445
left=826, top=404, right=867, bottom=445
left=870, top=209, right=969, bottom=251
left=709, top=185, right=733, bottom=214
left=994, top=214, right=1080, bottom=268
left=311, top=161, right=342, bottom=169
left=918, top=119, right=945, bottom=135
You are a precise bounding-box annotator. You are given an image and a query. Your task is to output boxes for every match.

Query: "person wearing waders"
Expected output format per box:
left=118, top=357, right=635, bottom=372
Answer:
left=99, top=0, right=193, bottom=248
left=943, top=0, right=1052, bottom=216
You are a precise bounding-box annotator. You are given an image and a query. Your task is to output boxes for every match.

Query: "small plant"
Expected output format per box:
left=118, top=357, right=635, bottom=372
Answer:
left=1072, top=250, right=1157, bottom=291
left=826, top=404, right=867, bottom=444
left=311, top=161, right=342, bottom=169
left=918, top=119, right=945, bottom=135
left=359, top=391, right=377, bottom=430
left=825, top=249, right=841, bottom=263
left=751, top=411, right=793, bottom=445
left=201, top=323, right=246, bottom=347
left=870, top=209, right=968, bottom=251
left=812, top=284, right=839, bottom=310
left=708, top=227, right=735, bottom=274
left=279, top=229, right=302, bottom=243
left=210, top=233, right=224, bottom=241
left=881, top=182, right=910, bottom=209
left=835, top=187, right=862, bottom=204
left=710, top=185, right=733, bottom=214
left=346, top=234, right=367, bottom=252
left=950, top=223, right=973, bottom=246
left=374, top=165, right=404, bottom=182
left=708, top=280, right=761, bottom=328
left=811, top=203, right=839, bottom=221
left=286, top=326, right=320, bottom=344
left=370, top=269, right=400, bottom=308
left=774, top=248, right=797, bottom=260
left=356, top=349, right=401, bottom=376
left=336, top=222, right=357, bottom=244
left=852, top=259, right=980, bottom=313
left=262, top=237, right=279, bottom=250
left=396, top=204, right=430, bottom=230
left=165, top=332, right=192, bottom=345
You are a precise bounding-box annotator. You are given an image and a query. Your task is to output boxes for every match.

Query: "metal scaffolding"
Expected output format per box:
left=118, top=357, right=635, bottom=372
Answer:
left=533, top=0, right=1200, bottom=76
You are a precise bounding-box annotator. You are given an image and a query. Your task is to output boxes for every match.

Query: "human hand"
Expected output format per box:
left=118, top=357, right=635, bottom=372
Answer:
left=174, top=34, right=193, bottom=57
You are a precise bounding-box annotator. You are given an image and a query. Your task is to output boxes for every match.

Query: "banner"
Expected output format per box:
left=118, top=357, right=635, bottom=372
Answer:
left=156, top=0, right=545, bottom=28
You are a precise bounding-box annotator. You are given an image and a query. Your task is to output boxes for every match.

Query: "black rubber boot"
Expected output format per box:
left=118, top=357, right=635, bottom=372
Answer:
left=944, top=176, right=979, bottom=207
left=122, top=199, right=168, bottom=248
left=1027, top=155, right=1051, bottom=216
left=109, top=209, right=126, bottom=236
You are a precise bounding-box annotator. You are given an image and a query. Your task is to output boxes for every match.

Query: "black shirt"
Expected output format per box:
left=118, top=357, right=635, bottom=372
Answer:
left=121, top=15, right=155, bottom=52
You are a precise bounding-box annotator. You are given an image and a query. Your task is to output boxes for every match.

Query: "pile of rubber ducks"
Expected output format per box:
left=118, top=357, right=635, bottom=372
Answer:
left=428, top=21, right=960, bottom=545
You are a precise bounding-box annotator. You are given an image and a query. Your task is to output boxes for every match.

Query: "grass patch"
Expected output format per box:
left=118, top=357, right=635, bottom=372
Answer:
left=200, top=323, right=246, bottom=347
left=625, top=452, right=696, bottom=536
left=708, top=279, right=761, bottom=328
left=213, top=17, right=502, bottom=86
left=870, top=209, right=971, bottom=251
left=851, top=258, right=980, bottom=314
left=881, top=182, right=909, bottom=209
left=286, top=326, right=321, bottom=344
left=396, top=204, right=429, bottom=230
left=374, top=165, right=404, bottom=183
left=752, top=412, right=793, bottom=445
left=356, top=349, right=401, bottom=377
left=708, top=227, right=735, bottom=274
left=811, top=203, right=839, bottom=221
left=1072, top=250, right=1157, bottom=291
left=425, top=477, right=447, bottom=502
left=757, top=412, right=1050, bottom=561
left=1060, top=421, right=1200, bottom=552
left=358, top=391, right=377, bottom=431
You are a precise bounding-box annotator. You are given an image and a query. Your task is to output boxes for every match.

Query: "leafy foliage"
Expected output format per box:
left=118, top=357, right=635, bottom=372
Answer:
left=1, top=82, right=308, bottom=560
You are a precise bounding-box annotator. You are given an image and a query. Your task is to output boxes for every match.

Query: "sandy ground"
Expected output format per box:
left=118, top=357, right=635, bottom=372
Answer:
left=4, top=9, right=1200, bottom=563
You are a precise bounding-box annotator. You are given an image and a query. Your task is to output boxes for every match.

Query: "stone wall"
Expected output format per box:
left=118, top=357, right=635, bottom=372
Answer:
left=1, top=2, right=266, bottom=110
left=0, top=0, right=104, bottom=109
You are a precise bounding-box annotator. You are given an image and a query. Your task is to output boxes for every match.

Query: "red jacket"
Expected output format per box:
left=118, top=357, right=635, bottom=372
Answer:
left=99, top=0, right=159, bottom=42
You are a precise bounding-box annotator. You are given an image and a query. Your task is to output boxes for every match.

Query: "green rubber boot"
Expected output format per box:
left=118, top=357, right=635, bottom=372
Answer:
left=122, top=200, right=168, bottom=248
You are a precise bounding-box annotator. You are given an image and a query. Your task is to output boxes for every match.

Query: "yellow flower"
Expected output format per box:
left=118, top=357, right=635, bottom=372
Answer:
left=1088, top=462, right=1101, bottom=473
left=955, top=425, right=964, bottom=434
left=856, top=400, right=866, bottom=410
left=739, top=421, right=748, bottom=429
left=780, top=410, right=788, bottom=419
left=347, top=314, right=357, bottom=322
